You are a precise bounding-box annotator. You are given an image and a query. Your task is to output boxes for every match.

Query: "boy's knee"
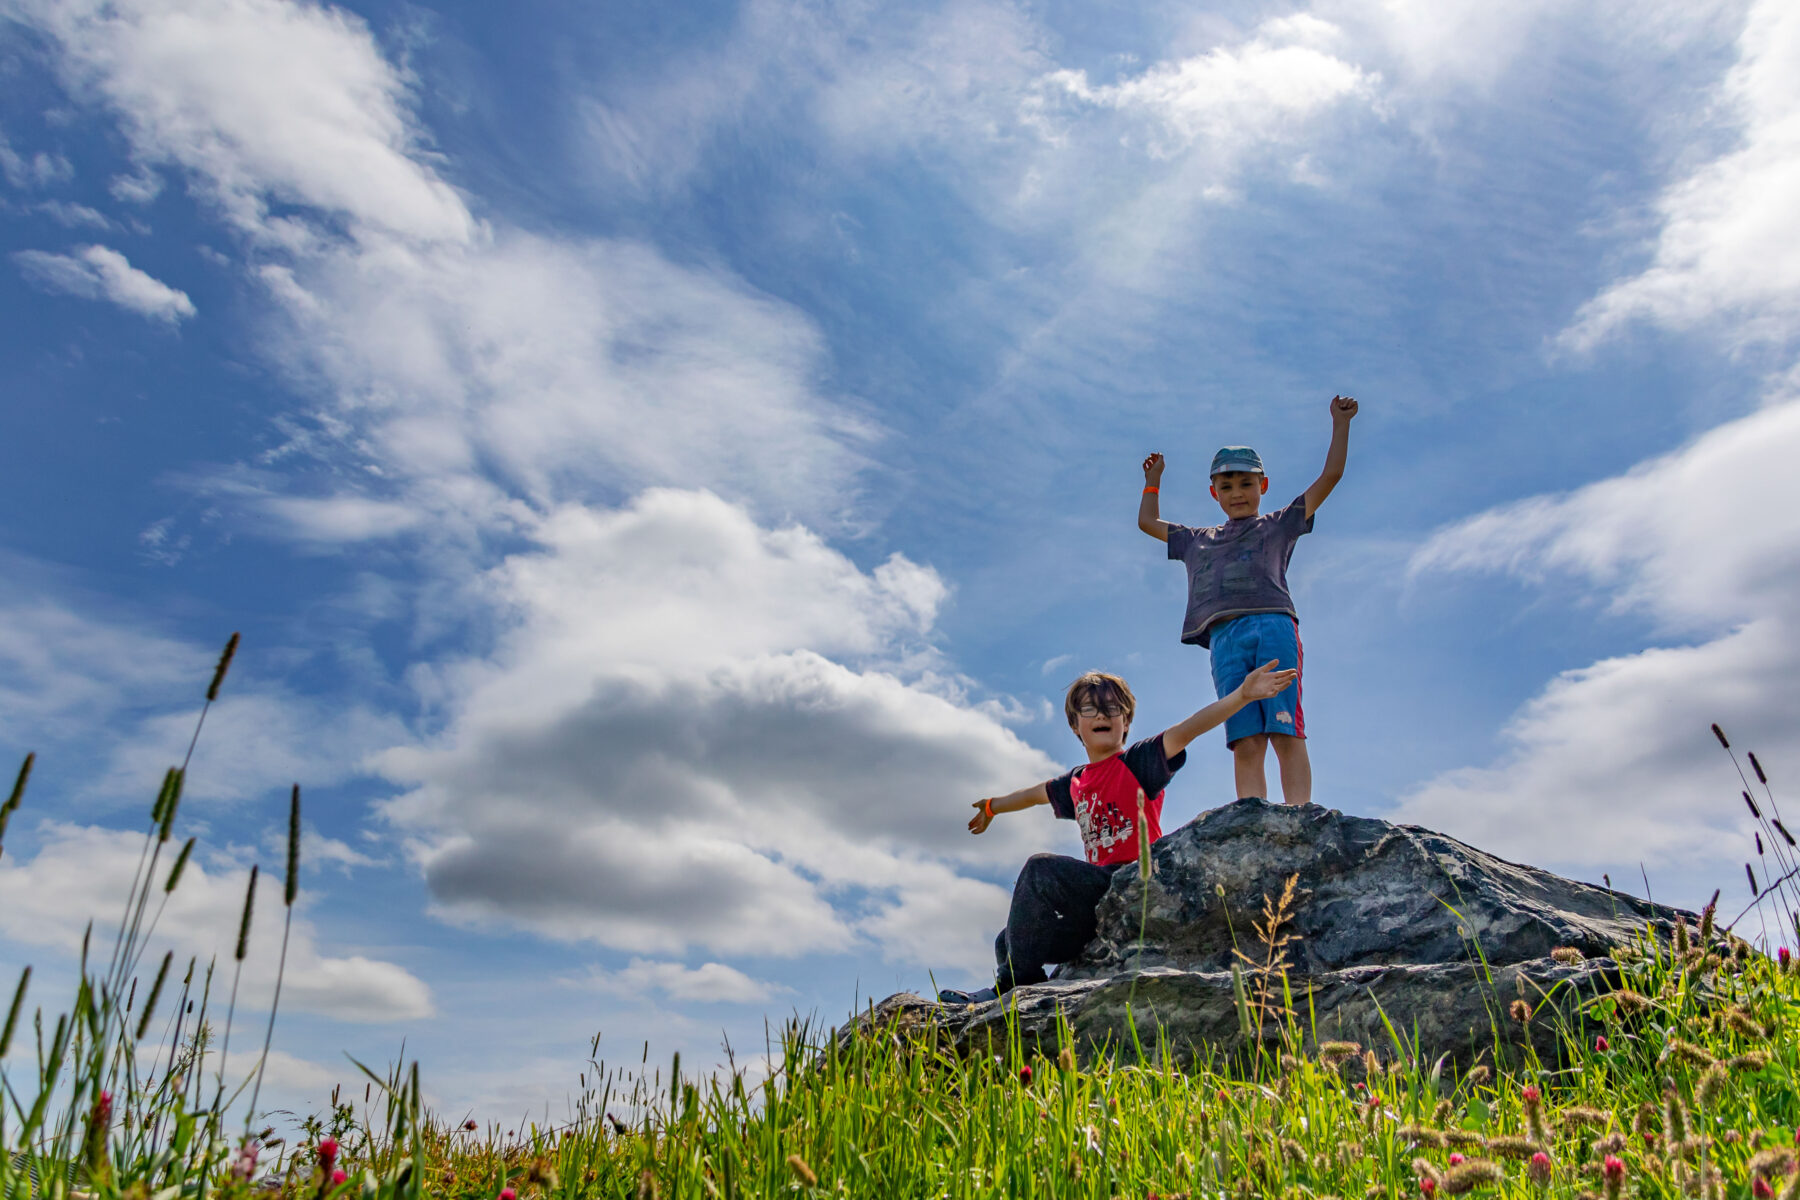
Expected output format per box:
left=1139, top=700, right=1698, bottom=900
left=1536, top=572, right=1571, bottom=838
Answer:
left=1232, top=735, right=1269, bottom=757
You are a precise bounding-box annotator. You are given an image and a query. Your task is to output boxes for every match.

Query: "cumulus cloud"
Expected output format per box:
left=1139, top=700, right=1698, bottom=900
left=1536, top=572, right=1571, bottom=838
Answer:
left=1399, top=395, right=1800, bottom=883
left=1564, top=0, right=1800, bottom=350
left=377, top=489, right=1054, bottom=963
left=0, top=822, right=432, bottom=1021
left=14, top=243, right=194, bottom=322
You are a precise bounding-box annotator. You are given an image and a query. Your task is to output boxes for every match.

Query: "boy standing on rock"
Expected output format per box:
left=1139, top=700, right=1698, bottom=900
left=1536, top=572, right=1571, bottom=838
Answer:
left=1138, top=395, right=1357, bottom=807
left=942, top=662, right=1294, bottom=1003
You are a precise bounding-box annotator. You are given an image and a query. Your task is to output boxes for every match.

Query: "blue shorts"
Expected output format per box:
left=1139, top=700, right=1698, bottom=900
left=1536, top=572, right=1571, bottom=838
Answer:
left=1207, top=613, right=1305, bottom=746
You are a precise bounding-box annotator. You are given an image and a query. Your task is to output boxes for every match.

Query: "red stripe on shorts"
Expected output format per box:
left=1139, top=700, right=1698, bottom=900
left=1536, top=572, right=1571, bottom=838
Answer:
left=1292, top=618, right=1306, bottom=739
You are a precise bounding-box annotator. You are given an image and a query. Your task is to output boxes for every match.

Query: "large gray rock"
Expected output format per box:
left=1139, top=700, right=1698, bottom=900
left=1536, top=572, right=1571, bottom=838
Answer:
left=1070, top=799, right=1683, bottom=978
left=852, top=801, right=1695, bottom=1067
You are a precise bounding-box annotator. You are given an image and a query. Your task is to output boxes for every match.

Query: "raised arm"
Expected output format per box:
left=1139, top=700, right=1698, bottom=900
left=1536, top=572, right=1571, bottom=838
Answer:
left=968, top=780, right=1051, bottom=834
left=1158, top=660, right=1298, bottom=758
left=1303, top=395, right=1358, bottom=520
left=1139, top=452, right=1170, bottom=542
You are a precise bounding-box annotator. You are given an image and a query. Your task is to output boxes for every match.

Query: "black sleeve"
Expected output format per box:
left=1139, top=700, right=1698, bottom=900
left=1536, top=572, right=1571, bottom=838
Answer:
left=1122, top=735, right=1185, bottom=797
left=1046, top=770, right=1077, bottom=820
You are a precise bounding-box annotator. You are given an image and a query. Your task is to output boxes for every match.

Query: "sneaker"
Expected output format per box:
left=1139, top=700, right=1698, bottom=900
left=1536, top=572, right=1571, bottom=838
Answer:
left=936, top=986, right=998, bottom=1005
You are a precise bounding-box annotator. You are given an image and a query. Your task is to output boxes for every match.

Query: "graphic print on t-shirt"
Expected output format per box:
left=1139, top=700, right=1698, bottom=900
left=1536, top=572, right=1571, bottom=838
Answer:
left=1072, top=768, right=1138, bottom=860
left=1047, top=737, right=1187, bottom=868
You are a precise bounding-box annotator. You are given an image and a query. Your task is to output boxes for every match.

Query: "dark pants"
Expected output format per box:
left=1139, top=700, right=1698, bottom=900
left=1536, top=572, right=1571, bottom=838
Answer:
left=993, top=853, right=1120, bottom=993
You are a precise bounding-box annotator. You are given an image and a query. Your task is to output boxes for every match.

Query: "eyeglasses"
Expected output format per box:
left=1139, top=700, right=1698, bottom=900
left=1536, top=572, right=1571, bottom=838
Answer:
left=1074, top=700, right=1126, bottom=719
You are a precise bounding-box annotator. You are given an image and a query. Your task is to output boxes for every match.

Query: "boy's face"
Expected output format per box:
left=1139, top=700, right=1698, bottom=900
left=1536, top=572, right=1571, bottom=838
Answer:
left=1210, top=471, right=1269, bottom=519
left=1071, top=686, right=1130, bottom=759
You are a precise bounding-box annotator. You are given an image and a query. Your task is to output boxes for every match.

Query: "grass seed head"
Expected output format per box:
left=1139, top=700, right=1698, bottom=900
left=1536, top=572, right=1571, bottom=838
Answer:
left=1733, top=1051, right=1772, bottom=1072
left=1552, top=946, right=1584, bottom=965
left=207, top=631, right=240, bottom=702
left=1444, top=1160, right=1504, bottom=1194
left=1696, top=1063, right=1729, bottom=1106
left=1561, top=1106, right=1609, bottom=1130
left=1401, top=1126, right=1449, bottom=1148
left=235, top=864, right=258, bottom=961
left=1488, top=1136, right=1544, bottom=1159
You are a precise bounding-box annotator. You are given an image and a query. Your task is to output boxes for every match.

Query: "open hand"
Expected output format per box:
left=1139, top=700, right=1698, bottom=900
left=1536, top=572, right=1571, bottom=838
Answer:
left=1331, top=395, right=1358, bottom=422
left=1240, top=659, right=1299, bottom=701
left=1142, top=452, right=1165, bottom=484
left=969, top=799, right=995, bottom=835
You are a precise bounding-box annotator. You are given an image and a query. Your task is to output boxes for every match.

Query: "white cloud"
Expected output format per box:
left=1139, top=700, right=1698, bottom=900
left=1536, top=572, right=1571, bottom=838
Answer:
left=577, top=959, right=788, bottom=1005
left=1039, top=37, right=1372, bottom=160
left=375, top=489, right=1054, bottom=963
left=14, top=243, right=195, bottom=322
left=19, top=0, right=471, bottom=246
left=0, top=822, right=432, bottom=1022
left=1399, top=395, right=1800, bottom=884
left=1564, top=0, right=1800, bottom=350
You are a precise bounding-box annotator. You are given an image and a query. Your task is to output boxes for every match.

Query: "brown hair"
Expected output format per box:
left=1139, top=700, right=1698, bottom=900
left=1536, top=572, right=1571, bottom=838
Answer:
left=1063, top=671, right=1136, bottom=732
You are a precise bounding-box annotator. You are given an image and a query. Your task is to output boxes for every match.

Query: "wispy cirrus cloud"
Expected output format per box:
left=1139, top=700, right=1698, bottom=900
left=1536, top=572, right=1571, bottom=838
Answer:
left=1563, top=0, right=1800, bottom=351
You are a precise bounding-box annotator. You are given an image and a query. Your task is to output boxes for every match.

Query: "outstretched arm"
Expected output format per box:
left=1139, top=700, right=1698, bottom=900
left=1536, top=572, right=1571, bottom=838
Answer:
left=1303, top=395, right=1358, bottom=520
left=1139, top=453, right=1170, bottom=542
left=968, top=780, right=1051, bottom=834
left=1158, top=660, right=1299, bottom=758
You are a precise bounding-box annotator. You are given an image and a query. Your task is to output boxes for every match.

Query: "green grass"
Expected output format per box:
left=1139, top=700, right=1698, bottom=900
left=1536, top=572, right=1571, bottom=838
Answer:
left=5, top=649, right=1800, bottom=1199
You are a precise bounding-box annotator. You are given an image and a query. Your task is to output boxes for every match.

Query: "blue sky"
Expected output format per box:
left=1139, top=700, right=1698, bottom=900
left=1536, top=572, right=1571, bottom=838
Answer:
left=3, top=0, right=1799, bottom=1125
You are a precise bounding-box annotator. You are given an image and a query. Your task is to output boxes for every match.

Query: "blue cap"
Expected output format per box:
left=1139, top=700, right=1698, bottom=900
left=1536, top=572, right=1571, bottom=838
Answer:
left=1209, top=446, right=1265, bottom=477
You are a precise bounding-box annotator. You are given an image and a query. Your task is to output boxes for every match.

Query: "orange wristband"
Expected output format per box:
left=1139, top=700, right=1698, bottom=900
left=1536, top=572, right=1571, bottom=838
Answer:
left=983, top=798, right=995, bottom=820
left=1142, top=486, right=1159, bottom=494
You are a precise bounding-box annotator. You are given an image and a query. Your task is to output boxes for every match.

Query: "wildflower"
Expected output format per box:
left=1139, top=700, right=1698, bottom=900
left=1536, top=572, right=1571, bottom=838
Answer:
left=1528, top=1153, right=1552, bottom=1187
left=1783, top=947, right=1793, bottom=972
left=1019, top=1065, right=1032, bottom=1084
left=230, top=1141, right=260, bottom=1182
left=317, top=1137, right=339, bottom=1171
left=95, top=1090, right=113, bottom=1126
left=1603, top=1155, right=1626, bottom=1200
left=1419, top=1178, right=1437, bottom=1196
left=1448, top=1153, right=1466, bottom=1166
left=1757, top=1180, right=1775, bottom=1199
left=1595, top=1034, right=1609, bottom=1052
left=1522, top=1085, right=1540, bottom=1104
left=330, top=1170, right=347, bottom=1187
left=464, top=1119, right=479, bottom=1131
left=499, top=1190, right=516, bottom=1200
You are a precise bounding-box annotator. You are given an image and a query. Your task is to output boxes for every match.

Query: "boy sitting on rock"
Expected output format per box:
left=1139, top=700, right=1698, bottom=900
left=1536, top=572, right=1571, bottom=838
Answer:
left=1138, top=394, right=1358, bottom=806
left=942, top=662, right=1295, bottom=1003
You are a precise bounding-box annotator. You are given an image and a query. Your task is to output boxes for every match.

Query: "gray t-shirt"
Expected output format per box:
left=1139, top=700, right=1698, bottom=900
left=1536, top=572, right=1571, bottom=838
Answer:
left=1166, top=496, right=1314, bottom=648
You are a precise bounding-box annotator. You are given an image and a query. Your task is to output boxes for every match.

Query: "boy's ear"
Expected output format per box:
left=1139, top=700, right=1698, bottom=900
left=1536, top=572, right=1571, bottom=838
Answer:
left=1208, top=484, right=1218, bottom=500
left=1258, top=477, right=1269, bottom=494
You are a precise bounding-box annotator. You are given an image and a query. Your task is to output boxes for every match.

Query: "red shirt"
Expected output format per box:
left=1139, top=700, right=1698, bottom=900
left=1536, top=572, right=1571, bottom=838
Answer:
left=1046, top=736, right=1186, bottom=867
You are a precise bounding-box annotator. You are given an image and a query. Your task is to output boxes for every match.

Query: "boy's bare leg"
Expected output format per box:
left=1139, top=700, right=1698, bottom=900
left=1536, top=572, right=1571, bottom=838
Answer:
left=1270, top=734, right=1312, bottom=806
left=1231, top=734, right=1270, bottom=800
